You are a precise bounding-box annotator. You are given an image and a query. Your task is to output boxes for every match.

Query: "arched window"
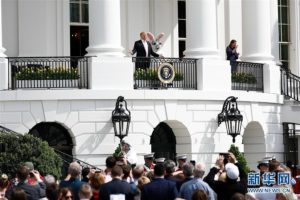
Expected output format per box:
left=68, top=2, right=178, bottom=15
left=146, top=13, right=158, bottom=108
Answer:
left=29, top=122, right=73, bottom=176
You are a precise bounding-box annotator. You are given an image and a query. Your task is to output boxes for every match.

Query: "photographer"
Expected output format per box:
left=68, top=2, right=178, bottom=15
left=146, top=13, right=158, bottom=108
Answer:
left=5, top=165, right=46, bottom=200
left=203, top=153, right=247, bottom=200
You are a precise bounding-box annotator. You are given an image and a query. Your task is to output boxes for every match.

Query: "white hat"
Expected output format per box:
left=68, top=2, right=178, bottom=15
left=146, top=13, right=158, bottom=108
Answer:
left=263, top=156, right=276, bottom=161
left=225, top=163, right=239, bottom=180
left=155, top=157, right=165, bottom=163
left=144, top=153, right=155, bottom=159
left=257, top=159, right=269, bottom=169
left=176, top=154, right=187, bottom=160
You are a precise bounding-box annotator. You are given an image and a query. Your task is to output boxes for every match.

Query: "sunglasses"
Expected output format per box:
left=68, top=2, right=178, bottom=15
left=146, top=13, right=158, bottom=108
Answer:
left=65, top=195, right=72, bottom=199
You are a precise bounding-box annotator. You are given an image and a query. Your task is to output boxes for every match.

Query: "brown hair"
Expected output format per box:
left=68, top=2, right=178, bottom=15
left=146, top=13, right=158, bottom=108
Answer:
left=111, top=165, right=123, bottom=177
left=0, top=174, right=9, bottom=189
left=57, top=187, right=72, bottom=200
left=231, top=193, right=245, bottom=200
left=192, top=189, right=208, bottom=200
left=137, top=176, right=150, bottom=190
left=89, top=172, right=105, bottom=190
left=11, top=188, right=27, bottom=200
left=79, top=184, right=92, bottom=199
left=269, top=160, right=280, bottom=172
left=229, top=39, right=237, bottom=48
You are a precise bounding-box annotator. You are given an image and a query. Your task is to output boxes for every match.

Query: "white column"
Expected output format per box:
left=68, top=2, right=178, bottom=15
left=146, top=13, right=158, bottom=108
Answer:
left=0, top=0, right=6, bottom=57
left=86, top=0, right=124, bottom=57
left=242, top=0, right=274, bottom=62
left=242, top=0, right=280, bottom=94
left=0, top=0, right=8, bottom=90
left=184, top=0, right=219, bottom=58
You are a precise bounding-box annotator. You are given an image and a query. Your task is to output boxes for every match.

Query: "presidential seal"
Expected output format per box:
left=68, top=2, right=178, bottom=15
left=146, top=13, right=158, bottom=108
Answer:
left=157, top=63, right=175, bottom=84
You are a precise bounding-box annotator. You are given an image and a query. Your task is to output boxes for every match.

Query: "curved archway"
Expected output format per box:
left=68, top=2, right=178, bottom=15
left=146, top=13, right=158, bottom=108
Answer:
left=243, top=121, right=266, bottom=170
left=151, top=122, right=176, bottom=160
left=150, top=120, right=191, bottom=161
left=29, top=122, right=73, bottom=175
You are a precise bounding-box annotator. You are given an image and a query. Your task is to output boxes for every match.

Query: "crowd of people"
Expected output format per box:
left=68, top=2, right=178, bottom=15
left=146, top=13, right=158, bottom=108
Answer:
left=0, top=145, right=299, bottom=200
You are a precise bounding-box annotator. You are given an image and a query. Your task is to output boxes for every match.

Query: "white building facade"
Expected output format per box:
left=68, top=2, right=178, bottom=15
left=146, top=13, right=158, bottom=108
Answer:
left=0, top=0, right=299, bottom=171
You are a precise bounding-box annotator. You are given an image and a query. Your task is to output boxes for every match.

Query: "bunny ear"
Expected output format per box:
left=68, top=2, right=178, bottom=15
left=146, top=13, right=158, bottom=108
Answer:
left=156, top=32, right=165, bottom=41
left=147, top=32, right=155, bottom=42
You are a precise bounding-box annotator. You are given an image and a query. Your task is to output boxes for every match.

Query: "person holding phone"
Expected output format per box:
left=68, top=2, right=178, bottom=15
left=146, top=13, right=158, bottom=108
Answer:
left=226, top=39, right=239, bottom=72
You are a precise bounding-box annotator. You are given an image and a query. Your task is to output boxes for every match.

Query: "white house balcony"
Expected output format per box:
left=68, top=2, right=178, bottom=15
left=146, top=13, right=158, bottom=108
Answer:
left=0, top=56, right=277, bottom=95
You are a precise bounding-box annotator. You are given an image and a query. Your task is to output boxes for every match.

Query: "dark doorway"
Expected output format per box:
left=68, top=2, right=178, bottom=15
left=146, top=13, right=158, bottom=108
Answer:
left=70, top=26, right=89, bottom=56
left=283, top=122, right=299, bottom=177
left=29, top=122, right=73, bottom=178
left=150, top=122, right=176, bottom=161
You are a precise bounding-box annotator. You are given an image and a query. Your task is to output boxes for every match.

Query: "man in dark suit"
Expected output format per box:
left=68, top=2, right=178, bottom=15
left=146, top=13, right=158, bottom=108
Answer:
left=141, top=163, right=178, bottom=200
left=131, top=32, right=160, bottom=69
left=100, top=165, right=134, bottom=200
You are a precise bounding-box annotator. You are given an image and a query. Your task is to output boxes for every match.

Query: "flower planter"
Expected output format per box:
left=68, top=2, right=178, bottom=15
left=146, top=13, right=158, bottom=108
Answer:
left=232, top=82, right=257, bottom=90
left=135, top=80, right=161, bottom=88
left=16, top=79, right=79, bottom=88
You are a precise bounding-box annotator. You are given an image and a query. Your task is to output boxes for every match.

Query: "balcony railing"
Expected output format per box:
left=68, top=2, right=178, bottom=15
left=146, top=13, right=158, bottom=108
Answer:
left=8, top=57, right=89, bottom=89
left=232, top=61, right=264, bottom=92
left=281, top=68, right=300, bottom=101
left=132, top=57, right=197, bottom=90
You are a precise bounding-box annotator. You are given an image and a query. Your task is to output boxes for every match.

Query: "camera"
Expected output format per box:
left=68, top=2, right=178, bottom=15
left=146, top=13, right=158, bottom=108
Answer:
left=219, top=153, right=230, bottom=165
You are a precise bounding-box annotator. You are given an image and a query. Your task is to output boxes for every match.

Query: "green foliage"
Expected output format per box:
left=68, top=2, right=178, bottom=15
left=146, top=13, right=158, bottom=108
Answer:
left=228, top=144, right=250, bottom=173
left=112, top=144, right=123, bottom=158
left=232, top=72, right=257, bottom=84
left=134, top=68, right=184, bottom=81
left=15, top=66, right=79, bottom=80
left=0, top=132, right=62, bottom=179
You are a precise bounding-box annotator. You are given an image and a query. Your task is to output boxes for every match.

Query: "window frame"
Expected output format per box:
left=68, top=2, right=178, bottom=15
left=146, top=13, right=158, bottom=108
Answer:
left=70, top=0, right=89, bottom=25
left=278, top=0, right=290, bottom=69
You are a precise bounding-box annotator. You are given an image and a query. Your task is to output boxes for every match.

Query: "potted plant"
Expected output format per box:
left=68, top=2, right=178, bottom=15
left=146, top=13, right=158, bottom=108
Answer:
left=14, top=65, right=80, bottom=88
left=231, top=72, right=257, bottom=90
left=231, top=72, right=257, bottom=84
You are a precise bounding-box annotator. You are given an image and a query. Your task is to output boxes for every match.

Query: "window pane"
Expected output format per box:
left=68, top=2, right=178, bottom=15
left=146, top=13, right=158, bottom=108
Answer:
left=70, top=3, right=80, bottom=22
left=281, top=0, right=288, bottom=6
left=178, top=20, right=186, bottom=38
left=281, top=7, right=288, bottom=24
left=281, top=44, right=289, bottom=60
left=82, top=3, right=89, bottom=23
left=282, top=25, right=289, bottom=42
left=178, top=1, right=186, bottom=19
left=279, top=24, right=282, bottom=41
left=70, top=0, right=79, bottom=2
left=278, top=7, right=282, bottom=23
left=179, top=40, right=186, bottom=58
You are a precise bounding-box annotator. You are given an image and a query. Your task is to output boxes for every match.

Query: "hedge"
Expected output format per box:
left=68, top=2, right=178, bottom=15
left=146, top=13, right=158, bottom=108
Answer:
left=0, top=132, right=62, bottom=179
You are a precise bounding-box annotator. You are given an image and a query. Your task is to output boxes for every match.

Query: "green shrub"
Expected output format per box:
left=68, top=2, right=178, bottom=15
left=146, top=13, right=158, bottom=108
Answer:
left=15, top=66, right=79, bottom=80
left=232, top=72, right=257, bottom=84
left=134, top=68, right=184, bottom=81
left=228, top=144, right=250, bottom=173
left=0, top=132, right=62, bottom=179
